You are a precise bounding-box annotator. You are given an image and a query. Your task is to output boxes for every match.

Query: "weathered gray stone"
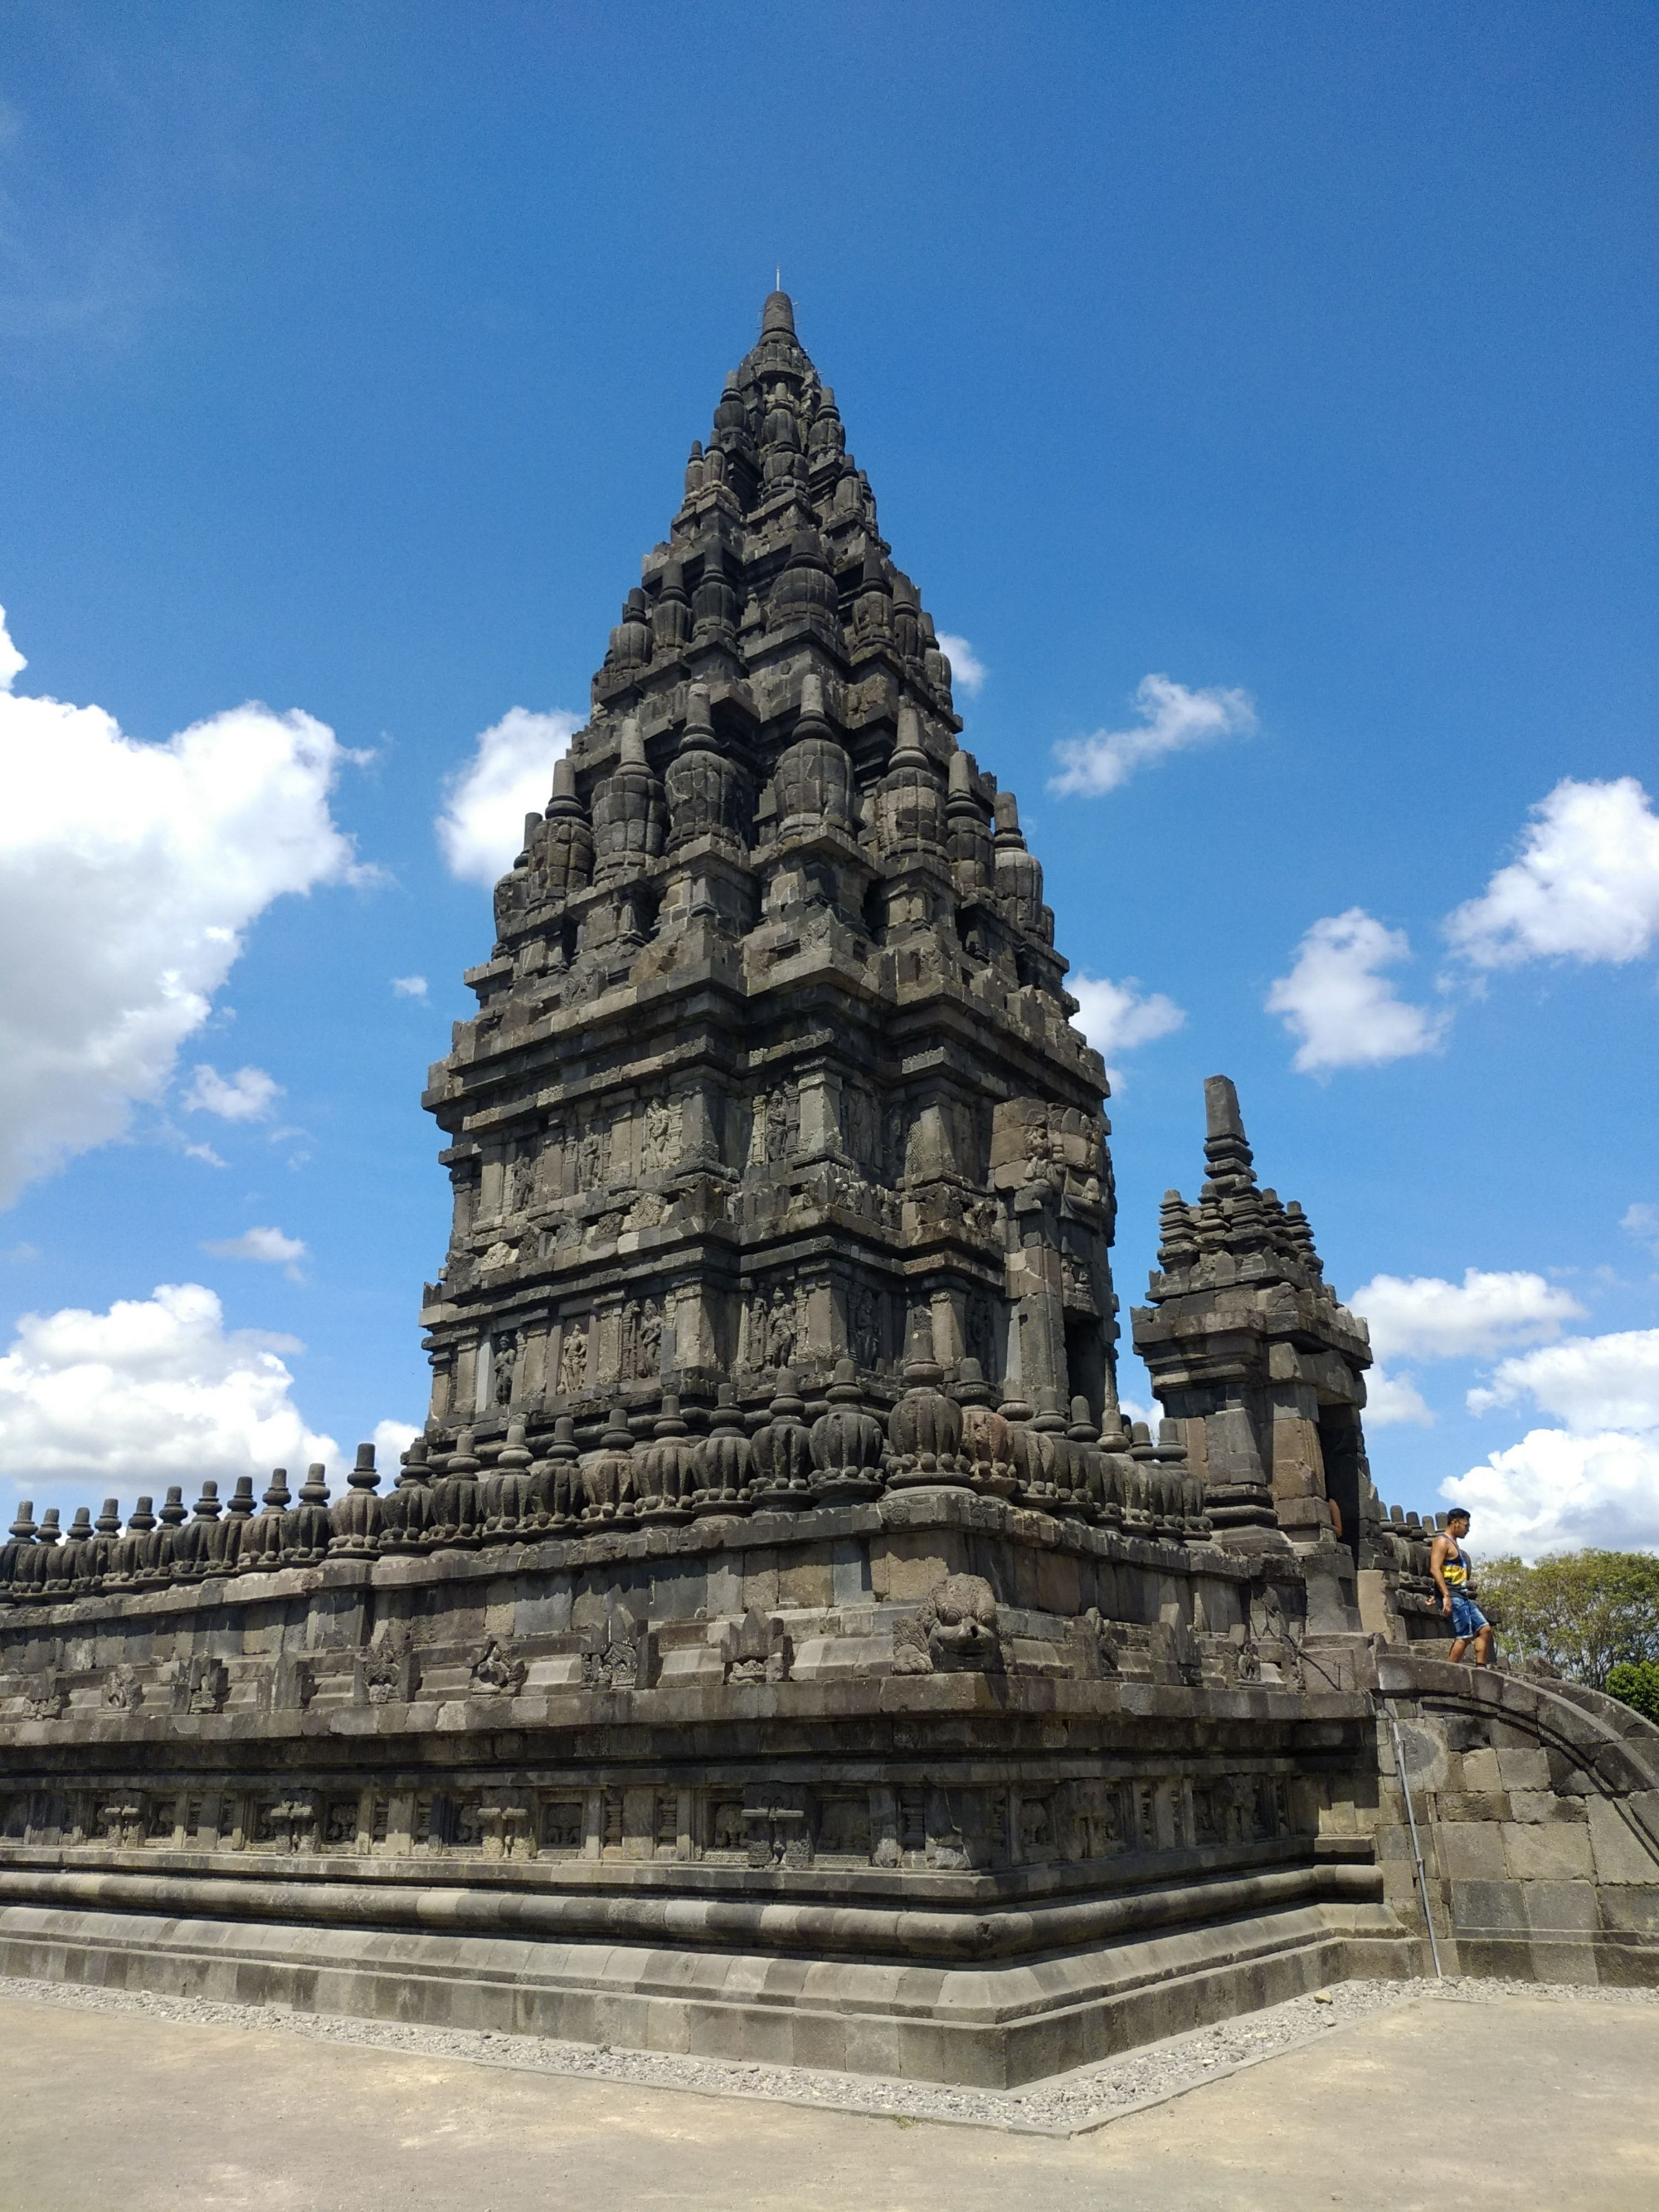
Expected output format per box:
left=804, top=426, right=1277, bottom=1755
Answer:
left=1504, top=1822, right=1595, bottom=1883
left=1589, top=1797, right=1659, bottom=1884
left=0, top=294, right=1654, bottom=2083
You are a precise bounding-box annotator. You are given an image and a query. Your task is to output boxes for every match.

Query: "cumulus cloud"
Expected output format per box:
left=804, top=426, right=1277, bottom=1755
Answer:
left=1467, top=1328, right=1659, bottom=1431
left=1443, top=1429, right=1659, bottom=1557
left=392, top=975, right=429, bottom=1001
left=1267, top=909, right=1449, bottom=1074
left=1365, top=1367, right=1436, bottom=1427
left=1621, top=1203, right=1659, bottom=1260
left=0, top=1281, right=340, bottom=1508
left=1068, top=973, right=1185, bottom=1089
left=182, top=1063, right=281, bottom=1123
left=201, top=1225, right=309, bottom=1281
left=373, top=1417, right=421, bottom=1468
left=1048, top=674, right=1256, bottom=798
left=0, top=603, right=367, bottom=1206
left=1443, top=1326, right=1659, bottom=1557
left=936, top=633, right=987, bottom=697
left=1445, top=777, right=1659, bottom=968
left=1349, top=1268, right=1586, bottom=1364
left=436, top=705, right=581, bottom=887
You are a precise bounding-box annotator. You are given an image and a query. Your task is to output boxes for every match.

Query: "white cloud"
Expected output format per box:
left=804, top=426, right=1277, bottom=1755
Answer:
left=1444, top=1327, right=1659, bottom=1559
left=182, top=1063, right=281, bottom=1123
left=937, top=633, right=987, bottom=697
left=201, top=1225, right=309, bottom=1281
left=1048, top=674, right=1256, bottom=798
left=0, top=608, right=24, bottom=689
left=1267, top=909, right=1449, bottom=1074
left=0, top=1281, right=339, bottom=1507
left=0, top=603, right=367, bottom=1206
left=1443, top=1429, right=1659, bottom=1557
left=1445, top=776, right=1659, bottom=968
left=1068, top=973, right=1185, bottom=1089
left=1467, top=1328, right=1659, bottom=1432
left=373, top=1417, right=421, bottom=1469
left=1621, top=1203, right=1659, bottom=1259
left=1349, top=1267, right=1585, bottom=1363
left=436, top=705, right=581, bottom=887
left=392, top=974, right=429, bottom=1001
left=1365, top=1367, right=1436, bottom=1427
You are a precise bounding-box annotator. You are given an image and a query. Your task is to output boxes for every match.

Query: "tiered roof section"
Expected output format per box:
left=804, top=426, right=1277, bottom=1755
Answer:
left=418, top=293, right=1120, bottom=1448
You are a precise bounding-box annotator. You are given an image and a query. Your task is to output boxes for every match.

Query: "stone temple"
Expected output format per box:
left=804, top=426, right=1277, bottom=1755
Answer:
left=0, top=296, right=1652, bottom=2084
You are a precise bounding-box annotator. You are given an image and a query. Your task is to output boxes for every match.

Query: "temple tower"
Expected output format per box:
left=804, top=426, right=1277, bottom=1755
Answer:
left=420, top=293, right=1118, bottom=1441
left=1132, top=1075, right=1373, bottom=1625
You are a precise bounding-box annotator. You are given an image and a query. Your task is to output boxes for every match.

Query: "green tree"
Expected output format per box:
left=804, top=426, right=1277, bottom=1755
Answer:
left=1476, top=1550, right=1659, bottom=1691
left=1607, top=1661, right=1659, bottom=1725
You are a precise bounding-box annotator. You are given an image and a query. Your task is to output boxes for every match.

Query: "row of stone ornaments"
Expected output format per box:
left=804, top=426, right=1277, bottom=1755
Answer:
left=0, top=1349, right=1209, bottom=1602
left=500, top=685, right=1056, bottom=945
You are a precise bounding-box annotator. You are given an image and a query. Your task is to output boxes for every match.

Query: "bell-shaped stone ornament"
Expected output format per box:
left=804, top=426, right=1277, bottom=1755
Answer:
left=809, top=1359, right=887, bottom=1505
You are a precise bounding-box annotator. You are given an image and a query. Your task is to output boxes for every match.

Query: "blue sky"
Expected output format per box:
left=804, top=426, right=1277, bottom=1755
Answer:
left=1, top=3, right=1656, bottom=1553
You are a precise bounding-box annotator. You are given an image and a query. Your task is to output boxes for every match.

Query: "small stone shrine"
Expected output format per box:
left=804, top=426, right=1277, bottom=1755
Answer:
left=0, top=297, right=1652, bottom=2084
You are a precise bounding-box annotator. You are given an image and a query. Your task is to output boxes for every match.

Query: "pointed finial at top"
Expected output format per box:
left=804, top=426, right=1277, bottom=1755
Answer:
left=761, top=289, right=795, bottom=336
left=1201, top=1073, right=1258, bottom=1195
left=1204, top=1074, right=1243, bottom=1142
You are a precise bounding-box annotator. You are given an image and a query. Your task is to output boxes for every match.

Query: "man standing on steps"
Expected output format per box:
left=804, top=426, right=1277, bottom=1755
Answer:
left=1432, top=1508, right=1494, bottom=1666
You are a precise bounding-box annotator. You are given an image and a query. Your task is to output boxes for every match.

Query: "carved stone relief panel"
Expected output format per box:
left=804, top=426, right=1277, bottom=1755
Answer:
left=840, top=1083, right=878, bottom=1172
left=747, top=1082, right=800, bottom=1168
left=619, top=1297, right=664, bottom=1381
left=640, top=1094, right=681, bottom=1175
left=744, top=1281, right=802, bottom=1371
left=557, top=1318, right=591, bottom=1397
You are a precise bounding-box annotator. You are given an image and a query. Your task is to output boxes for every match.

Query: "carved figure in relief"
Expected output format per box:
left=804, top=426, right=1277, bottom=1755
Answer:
left=763, top=1289, right=796, bottom=1369
left=620, top=1298, right=663, bottom=1381
left=558, top=1321, right=589, bottom=1396
left=764, top=1084, right=796, bottom=1162
left=506, top=1150, right=537, bottom=1216
left=577, top=1118, right=605, bottom=1191
left=852, top=1285, right=882, bottom=1368
left=642, top=1096, right=674, bottom=1173
left=1022, top=1113, right=1057, bottom=1188
left=491, top=1333, right=518, bottom=1407
left=620, top=1300, right=640, bottom=1381
left=638, top=1297, right=663, bottom=1377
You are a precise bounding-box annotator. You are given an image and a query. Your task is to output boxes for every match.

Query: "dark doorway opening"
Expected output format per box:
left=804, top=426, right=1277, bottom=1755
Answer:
left=1317, top=1405, right=1364, bottom=1563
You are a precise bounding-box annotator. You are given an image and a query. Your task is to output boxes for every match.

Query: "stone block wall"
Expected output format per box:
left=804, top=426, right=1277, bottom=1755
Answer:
left=1374, top=1653, right=1659, bottom=1985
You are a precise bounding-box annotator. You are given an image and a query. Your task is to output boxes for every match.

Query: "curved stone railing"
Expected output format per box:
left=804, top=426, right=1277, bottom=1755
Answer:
left=1374, top=1648, right=1659, bottom=1982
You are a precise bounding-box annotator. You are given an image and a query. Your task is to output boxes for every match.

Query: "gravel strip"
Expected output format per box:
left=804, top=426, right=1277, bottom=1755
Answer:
left=1, top=1974, right=1650, bottom=2136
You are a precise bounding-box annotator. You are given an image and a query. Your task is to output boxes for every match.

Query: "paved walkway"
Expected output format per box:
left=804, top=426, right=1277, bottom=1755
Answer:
left=2, top=1985, right=1656, bottom=2211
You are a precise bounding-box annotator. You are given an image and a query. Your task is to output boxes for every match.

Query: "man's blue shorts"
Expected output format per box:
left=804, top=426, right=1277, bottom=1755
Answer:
left=1449, top=1592, right=1488, bottom=1639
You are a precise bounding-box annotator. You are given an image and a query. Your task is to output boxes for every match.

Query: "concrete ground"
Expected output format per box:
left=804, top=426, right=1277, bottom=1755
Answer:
left=2, top=1987, right=1656, bottom=2212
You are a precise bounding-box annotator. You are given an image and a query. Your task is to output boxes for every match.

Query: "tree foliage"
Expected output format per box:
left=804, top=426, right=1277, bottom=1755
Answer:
left=1607, top=1661, right=1659, bottom=1725
left=1476, top=1550, right=1659, bottom=1691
